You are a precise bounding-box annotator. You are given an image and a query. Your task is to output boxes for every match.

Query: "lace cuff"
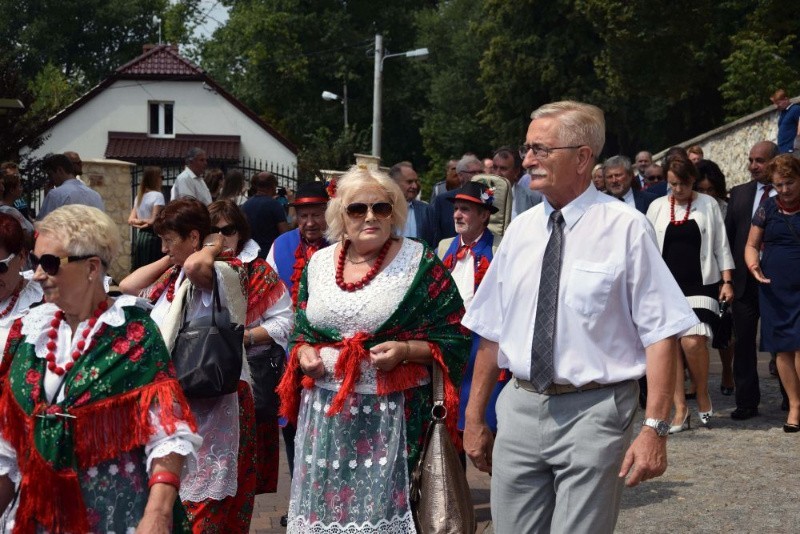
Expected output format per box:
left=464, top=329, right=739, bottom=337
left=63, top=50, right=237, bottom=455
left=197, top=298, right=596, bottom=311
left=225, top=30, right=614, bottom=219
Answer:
left=145, top=404, right=202, bottom=474
left=0, top=435, right=20, bottom=485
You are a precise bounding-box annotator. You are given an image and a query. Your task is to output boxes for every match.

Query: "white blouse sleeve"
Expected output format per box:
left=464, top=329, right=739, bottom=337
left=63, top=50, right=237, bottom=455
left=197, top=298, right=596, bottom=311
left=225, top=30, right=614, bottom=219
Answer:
left=0, top=435, right=19, bottom=485
left=253, top=289, right=293, bottom=350
left=144, top=401, right=203, bottom=474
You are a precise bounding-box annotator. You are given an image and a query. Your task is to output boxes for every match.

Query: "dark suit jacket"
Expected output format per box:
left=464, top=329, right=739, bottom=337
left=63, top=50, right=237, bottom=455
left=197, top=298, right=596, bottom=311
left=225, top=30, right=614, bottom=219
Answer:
left=432, top=190, right=458, bottom=245
left=725, top=181, right=758, bottom=299
left=634, top=190, right=657, bottom=215
left=645, top=181, right=668, bottom=198
left=410, top=199, right=437, bottom=247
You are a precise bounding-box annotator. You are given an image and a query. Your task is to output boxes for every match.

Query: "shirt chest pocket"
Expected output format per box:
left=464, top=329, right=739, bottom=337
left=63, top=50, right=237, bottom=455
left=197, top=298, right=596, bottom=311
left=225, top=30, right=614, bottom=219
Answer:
left=563, top=261, right=616, bottom=316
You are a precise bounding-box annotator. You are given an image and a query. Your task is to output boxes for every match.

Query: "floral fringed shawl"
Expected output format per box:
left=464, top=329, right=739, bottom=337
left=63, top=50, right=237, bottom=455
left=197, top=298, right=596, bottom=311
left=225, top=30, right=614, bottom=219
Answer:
left=278, top=245, right=470, bottom=467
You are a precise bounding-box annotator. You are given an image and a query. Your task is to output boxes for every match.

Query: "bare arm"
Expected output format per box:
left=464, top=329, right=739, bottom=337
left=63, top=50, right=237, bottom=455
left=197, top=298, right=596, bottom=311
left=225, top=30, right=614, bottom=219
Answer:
left=135, top=453, right=184, bottom=533
left=369, top=340, right=433, bottom=372
left=128, top=206, right=140, bottom=226
left=138, top=204, right=164, bottom=228
left=182, top=233, right=223, bottom=292
left=619, top=336, right=677, bottom=487
left=463, top=339, right=501, bottom=473
left=744, top=225, right=769, bottom=283
left=119, top=255, right=173, bottom=296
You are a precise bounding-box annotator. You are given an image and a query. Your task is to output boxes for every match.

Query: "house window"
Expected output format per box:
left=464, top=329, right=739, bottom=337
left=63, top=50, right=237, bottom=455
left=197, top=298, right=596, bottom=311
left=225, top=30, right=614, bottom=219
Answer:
left=149, top=101, right=174, bottom=137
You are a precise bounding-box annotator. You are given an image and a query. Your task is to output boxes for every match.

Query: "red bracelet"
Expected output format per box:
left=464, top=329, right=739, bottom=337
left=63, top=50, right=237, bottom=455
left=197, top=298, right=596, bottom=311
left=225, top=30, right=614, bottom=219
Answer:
left=148, top=471, right=181, bottom=490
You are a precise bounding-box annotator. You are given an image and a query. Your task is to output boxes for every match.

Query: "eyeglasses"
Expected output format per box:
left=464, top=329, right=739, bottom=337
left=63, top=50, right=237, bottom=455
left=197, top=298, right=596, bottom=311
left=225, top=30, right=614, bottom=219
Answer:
left=0, top=253, right=15, bottom=274
left=30, top=254, right=100, bottom=276
left=345, top=202, right=393, bottom=219
left=210, top=224, right=238, bottom=236
left=518, top=144, right=585, bottom=159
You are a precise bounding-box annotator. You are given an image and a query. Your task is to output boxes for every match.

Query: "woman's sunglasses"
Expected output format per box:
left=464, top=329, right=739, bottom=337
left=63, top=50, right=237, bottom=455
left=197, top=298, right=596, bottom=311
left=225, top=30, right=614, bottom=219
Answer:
left=0, top=253, right=15, bottom=274
left=345, top=202, right=393, bottom=220
left=30, top=254, right=101, bottom=276
left=210, top=224, right=238, bottom=236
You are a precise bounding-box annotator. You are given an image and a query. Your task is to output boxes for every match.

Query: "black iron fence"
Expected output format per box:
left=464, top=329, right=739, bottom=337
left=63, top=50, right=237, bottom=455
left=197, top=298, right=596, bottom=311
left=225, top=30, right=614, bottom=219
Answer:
left=130, top=156, right=298, bottom=202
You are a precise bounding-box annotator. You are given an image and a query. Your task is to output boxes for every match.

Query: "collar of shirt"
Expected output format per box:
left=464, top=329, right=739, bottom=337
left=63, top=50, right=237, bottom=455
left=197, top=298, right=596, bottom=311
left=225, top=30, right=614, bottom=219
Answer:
left=541, top=184, right=597, bottom=231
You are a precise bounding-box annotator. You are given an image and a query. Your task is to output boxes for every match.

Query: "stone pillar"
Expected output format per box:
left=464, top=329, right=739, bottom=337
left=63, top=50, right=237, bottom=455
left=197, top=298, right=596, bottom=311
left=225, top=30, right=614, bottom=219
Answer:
left=82, top=158, right=135, bottom=283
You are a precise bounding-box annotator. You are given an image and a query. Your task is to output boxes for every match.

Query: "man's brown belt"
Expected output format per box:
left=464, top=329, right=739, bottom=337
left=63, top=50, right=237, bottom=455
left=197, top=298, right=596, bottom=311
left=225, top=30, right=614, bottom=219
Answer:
left=514, top=377, right=622, bottom=395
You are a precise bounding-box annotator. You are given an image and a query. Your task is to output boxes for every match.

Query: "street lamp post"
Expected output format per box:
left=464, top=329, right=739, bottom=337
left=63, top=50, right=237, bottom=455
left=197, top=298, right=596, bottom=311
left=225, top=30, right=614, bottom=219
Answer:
left=371, top=34, right=428, bottom=159
left=322, top=82, right=348, bottom=129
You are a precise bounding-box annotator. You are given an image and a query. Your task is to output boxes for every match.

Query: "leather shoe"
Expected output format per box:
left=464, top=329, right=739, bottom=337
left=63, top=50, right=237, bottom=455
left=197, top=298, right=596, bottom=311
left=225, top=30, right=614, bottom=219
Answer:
left=784, top=423, right=800, bottom=433
left=720, top=384, right=734, bottom=396
left=730, top=407, right=759, bottom=420
left=280, top=514, right=288, bottom=527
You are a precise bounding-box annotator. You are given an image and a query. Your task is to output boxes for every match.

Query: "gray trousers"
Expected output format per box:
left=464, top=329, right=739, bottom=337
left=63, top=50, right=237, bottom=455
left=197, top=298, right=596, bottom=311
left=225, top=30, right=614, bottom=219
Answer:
left=491, top=380, right=639, bottom=534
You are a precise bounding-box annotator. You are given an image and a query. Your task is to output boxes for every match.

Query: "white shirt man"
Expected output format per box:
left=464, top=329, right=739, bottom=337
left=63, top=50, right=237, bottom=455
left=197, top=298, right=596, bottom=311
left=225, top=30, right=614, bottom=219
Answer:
left=171, top=148, right=211, bottom=204
left=463, top=101, right=697, bottom=534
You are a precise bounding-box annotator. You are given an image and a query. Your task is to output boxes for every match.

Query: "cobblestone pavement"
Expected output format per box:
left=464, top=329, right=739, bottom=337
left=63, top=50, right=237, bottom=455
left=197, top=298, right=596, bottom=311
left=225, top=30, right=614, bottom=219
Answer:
left=252, top=351, right=797, bottom=533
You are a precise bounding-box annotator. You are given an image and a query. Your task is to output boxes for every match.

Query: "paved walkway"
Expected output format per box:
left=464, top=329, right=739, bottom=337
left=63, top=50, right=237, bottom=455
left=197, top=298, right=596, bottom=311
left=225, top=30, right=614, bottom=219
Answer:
left=251, top=351, right=796, bottom=533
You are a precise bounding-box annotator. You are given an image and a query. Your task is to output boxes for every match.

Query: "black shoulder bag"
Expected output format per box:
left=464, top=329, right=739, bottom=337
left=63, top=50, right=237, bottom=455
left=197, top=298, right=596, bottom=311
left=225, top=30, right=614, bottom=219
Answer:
left=172, top=274, right=244, bottom=398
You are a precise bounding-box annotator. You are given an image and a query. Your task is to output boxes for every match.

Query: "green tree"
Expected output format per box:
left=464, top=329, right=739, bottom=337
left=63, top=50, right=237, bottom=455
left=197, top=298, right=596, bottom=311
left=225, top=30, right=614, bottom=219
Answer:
left=26, top=63, right=80, bottom=119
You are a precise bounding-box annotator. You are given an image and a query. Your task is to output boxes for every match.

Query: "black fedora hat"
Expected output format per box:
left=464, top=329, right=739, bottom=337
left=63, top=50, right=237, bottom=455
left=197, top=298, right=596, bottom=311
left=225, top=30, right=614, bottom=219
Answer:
left=447, top=181, right=499, bottom=213
left=290, top=181, right=330, bottom=207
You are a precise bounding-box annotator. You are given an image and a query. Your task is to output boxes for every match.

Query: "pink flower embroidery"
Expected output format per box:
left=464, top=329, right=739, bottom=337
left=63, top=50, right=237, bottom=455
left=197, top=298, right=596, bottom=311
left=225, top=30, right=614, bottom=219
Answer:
left=112, top=337, right=130, bottom=355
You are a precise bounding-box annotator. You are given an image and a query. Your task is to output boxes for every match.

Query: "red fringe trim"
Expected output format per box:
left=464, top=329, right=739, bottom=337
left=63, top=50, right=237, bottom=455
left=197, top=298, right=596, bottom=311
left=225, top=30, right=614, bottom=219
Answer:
left=245, top=261, right=286, bottom=326
left=277, top=336, right=459, bottom=450
left=72, top=379, right=197, bottom=468
left=0, top=389, right=90, bottom=533
left=0, top=379, right=196, bottom=533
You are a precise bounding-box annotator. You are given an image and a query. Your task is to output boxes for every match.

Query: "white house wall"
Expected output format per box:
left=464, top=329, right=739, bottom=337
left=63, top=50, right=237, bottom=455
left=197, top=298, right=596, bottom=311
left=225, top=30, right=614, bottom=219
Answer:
left=29, top=79, right=297, bottom=170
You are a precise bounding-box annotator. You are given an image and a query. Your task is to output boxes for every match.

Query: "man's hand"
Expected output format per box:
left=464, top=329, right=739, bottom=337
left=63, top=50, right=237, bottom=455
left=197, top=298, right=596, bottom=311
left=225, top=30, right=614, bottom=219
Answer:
left=464, top=419, right=495, bottom=473
left=618, top=428, right=667, bottom=487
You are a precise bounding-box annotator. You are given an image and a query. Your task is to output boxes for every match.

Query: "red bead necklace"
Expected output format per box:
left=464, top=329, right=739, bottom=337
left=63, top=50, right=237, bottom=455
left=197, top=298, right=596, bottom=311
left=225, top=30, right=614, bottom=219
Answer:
left=45, top=299, right=110, bottom=376
left=669, top=194, right=693, bottom=226
left=0, top=281, right=23, bottom=319
left=777, top=197, right=800, bottom=213
left=165, top=272, right=180, bottom=302
left=336, top=238, right=392, bottom=292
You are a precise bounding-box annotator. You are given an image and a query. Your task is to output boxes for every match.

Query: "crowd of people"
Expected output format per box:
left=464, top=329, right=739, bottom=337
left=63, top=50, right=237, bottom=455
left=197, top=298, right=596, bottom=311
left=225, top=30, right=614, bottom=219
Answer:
left=0, top=90, right=796, bottom=533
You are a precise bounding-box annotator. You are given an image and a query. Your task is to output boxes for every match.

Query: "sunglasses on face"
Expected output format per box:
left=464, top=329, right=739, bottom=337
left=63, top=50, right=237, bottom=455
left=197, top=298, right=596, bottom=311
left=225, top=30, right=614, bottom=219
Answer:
left=210, top=224, right=238, bottom=236
left=30, top=253, right=100, bottom=276
left=345, top=202, right=393, bottom=220
left=0, top=253, right=16, bottom=274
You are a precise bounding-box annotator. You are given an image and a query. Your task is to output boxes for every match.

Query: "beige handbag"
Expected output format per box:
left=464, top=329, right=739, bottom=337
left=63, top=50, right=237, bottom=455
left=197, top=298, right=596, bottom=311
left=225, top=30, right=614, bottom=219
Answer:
left=409, top=364, right=476, bottom=534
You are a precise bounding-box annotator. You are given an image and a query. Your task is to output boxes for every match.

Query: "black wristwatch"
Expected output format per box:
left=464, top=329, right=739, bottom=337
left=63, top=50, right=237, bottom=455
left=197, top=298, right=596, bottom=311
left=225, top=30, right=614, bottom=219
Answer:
left=642, top=418, right=670, bottom=437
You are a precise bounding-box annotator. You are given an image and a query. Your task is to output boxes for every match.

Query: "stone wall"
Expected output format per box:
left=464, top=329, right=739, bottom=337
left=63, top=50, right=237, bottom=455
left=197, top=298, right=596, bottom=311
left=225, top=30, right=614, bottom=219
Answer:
left=653, top=97, right=798, bottom=189
left=82, top=158, right=134, bottom=283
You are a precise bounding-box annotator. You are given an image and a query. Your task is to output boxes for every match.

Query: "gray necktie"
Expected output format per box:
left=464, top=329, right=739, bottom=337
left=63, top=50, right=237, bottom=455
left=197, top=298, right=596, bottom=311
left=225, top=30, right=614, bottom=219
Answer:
left=529, top=210, right=565, bottom=392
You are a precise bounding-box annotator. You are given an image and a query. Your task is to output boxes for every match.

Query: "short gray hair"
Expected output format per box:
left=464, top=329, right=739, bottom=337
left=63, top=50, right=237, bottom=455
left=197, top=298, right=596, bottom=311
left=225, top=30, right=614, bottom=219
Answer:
left=388, top=161, right=413, bottom=181
left=36, top=205, right=121, bottom=269
left=456, top=155, right=482, bottom=174
left=530, top=101, right=605, bottom=161
left=603, top=155, right=633, bottom=175
left=186, top=147, right=206, bottom=165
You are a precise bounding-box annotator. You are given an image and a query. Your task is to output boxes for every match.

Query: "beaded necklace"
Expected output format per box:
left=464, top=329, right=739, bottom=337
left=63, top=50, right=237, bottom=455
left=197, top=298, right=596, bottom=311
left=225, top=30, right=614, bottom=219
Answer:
left=45, top=299, right=109, bottom=375
left=669, top=194, right=693, bottom=226
left=0, top=280, right=23, bottom=318
left=335, top=238, right=392, bottom=292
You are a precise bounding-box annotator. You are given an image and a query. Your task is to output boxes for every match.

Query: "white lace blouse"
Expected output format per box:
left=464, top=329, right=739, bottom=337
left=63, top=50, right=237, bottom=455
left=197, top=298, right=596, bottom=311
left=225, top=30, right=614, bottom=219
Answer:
left=305, top=238, right=428, bottom=394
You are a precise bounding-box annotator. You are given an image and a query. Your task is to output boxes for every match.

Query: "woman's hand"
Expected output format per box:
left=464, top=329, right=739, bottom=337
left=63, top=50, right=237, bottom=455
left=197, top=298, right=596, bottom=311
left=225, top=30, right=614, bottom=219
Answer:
left=369, top=341, right=407, bottom=372
left=136, top=509, right=172, bottom=534
left=719, top=282, right=734, bottom=302
left=749, top=263, right=771, bottom=284
left=298, top=344, right=325, bottom=378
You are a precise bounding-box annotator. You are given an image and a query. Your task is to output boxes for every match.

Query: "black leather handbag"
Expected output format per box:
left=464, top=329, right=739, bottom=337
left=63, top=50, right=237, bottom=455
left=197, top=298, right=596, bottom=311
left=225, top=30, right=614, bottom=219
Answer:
left=246, top=342, right=286, bottom=421
left=173, top=275, right=244, bottom=398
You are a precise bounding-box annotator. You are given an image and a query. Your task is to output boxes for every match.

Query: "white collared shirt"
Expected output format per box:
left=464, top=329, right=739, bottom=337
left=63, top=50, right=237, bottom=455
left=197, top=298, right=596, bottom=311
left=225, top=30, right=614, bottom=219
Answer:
left=621, top=187, right=635, bottom=207
left=463, top=185, right=698, bottom=385
left=752, top=182, right=777, bottom=217
left=450, top=236, right=477, bottom=308
left=403, top=201, right=418, bottom=238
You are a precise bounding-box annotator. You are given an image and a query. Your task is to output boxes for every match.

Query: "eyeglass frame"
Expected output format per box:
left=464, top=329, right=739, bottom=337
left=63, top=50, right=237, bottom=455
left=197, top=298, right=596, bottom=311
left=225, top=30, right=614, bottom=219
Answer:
left=345, top=202, right=394, bottom=220
left=0, top=253, right=16, bottom=274
left=210, top=224, right=238, bottom=236
left=518, top=143, right=586, bottom=160
left=30, top=253, right=105, bottom=276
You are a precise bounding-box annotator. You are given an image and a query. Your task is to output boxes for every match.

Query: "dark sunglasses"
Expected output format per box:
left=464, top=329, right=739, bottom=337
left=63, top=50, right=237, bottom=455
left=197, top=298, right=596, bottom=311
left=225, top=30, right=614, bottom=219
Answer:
left=30, top=253, right=101, bottom=276
left=210, top=224, right=238, bottom=236
left=345, top=202, right=393, bottom=219
left=0, top=253, right=16, bottom=274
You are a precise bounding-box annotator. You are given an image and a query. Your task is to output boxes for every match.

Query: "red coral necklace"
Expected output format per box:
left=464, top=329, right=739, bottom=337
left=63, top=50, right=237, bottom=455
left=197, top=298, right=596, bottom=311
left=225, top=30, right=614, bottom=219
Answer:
left=336, top=239, right=392, bottom=292
left=45, top=299, right=109, bottom=376
left=669, top=194, right=693, bottom=226
left=0, top=280, right=23, bottom=318
left=777, top=197, right=800, bottom=213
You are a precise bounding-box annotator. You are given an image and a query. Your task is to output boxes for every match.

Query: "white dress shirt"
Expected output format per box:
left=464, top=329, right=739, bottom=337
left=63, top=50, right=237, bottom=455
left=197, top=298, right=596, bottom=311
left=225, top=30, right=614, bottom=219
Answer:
left=403, top=201, right=418, bottom=238
left=463, top=185, right=698, bottom=385
left=171, top=167, right=212, bottom=205
left=450, top=237, right=477, bottom=309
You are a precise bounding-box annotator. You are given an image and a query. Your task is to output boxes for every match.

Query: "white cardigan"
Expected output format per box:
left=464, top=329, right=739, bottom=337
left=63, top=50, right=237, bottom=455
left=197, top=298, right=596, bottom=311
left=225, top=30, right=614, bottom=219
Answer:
left=646, top=192, right=735, bottom=285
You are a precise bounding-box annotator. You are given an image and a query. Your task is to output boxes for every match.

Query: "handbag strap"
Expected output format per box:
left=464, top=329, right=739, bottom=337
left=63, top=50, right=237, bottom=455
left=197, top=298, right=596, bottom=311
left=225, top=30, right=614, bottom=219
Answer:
left=181, top=271, right=223, bottom=327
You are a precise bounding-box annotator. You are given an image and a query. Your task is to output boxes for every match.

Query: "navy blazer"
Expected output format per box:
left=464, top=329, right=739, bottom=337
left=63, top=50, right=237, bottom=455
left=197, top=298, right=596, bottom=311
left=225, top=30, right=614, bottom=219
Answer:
left=645, top=181, right=668, bottom=198
left=634, top=190, right=657, bottom=215
left=432, top=190, right=458, bottom=245
left=409, top=199, right=437, bottom=247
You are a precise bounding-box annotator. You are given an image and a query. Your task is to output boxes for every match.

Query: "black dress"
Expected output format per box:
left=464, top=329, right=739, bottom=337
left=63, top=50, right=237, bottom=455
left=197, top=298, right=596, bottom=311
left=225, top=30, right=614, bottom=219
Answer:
left=662, top=220, right=719, bottom=338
